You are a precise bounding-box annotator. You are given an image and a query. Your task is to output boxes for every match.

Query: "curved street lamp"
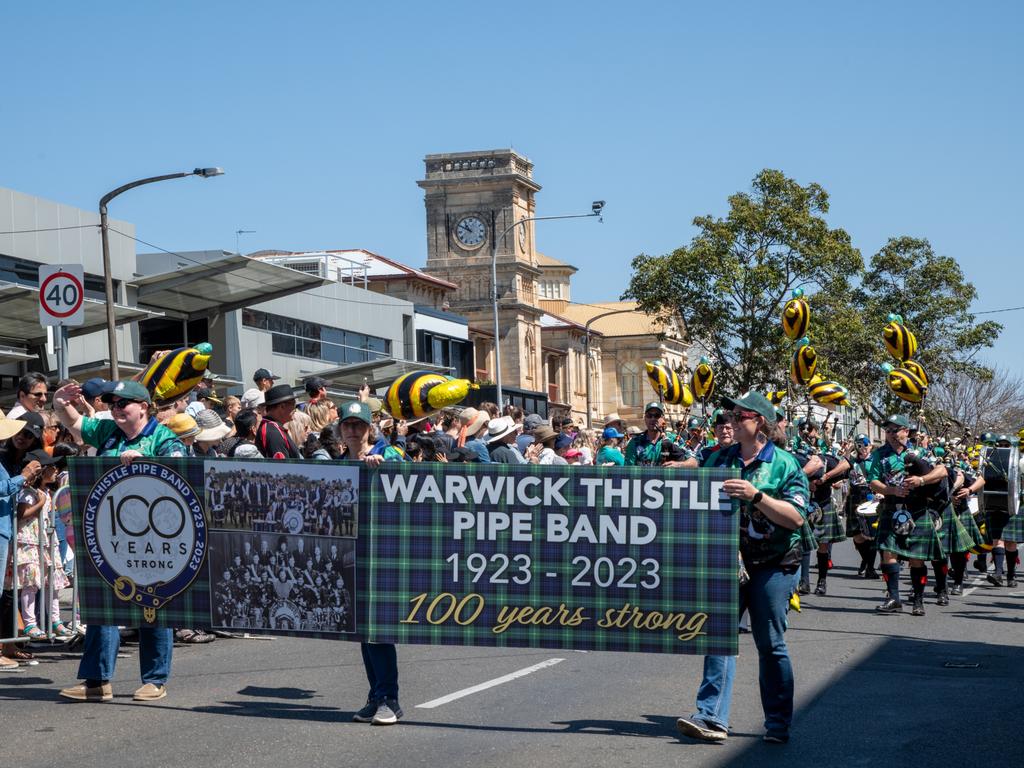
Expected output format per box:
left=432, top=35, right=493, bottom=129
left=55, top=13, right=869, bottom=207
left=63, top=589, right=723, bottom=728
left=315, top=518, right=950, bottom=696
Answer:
left=100, top=168, right=224, bottom=379
left=491, top=201, right=605, bottom=409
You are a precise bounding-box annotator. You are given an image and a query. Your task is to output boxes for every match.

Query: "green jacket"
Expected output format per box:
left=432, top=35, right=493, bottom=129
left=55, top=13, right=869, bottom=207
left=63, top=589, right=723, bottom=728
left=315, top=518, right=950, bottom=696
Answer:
left=80, top=416, right=186, bottom=458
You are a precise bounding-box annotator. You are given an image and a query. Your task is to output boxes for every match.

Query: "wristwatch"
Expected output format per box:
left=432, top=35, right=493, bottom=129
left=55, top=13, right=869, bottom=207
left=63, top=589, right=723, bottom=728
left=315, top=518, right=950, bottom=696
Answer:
left=751, top=491, right=764, bottom=505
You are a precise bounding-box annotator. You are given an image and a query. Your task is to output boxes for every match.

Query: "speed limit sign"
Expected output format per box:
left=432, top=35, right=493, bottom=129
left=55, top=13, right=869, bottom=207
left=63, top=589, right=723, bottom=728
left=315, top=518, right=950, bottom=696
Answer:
left=39, top=264, right=85, bottom=327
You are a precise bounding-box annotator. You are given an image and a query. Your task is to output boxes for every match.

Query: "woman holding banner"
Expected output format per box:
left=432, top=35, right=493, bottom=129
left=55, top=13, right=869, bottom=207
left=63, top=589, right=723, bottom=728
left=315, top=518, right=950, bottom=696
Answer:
left=336, top=400, right=405, bottom=726
left=677, top=391, right=810, bottom=745
left=51, top=381, right=186, bottom=703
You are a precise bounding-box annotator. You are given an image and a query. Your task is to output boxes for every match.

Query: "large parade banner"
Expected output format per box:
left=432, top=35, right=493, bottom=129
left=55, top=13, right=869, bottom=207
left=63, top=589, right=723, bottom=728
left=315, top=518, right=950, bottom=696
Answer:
left=70, top=458, right=740, bottom=656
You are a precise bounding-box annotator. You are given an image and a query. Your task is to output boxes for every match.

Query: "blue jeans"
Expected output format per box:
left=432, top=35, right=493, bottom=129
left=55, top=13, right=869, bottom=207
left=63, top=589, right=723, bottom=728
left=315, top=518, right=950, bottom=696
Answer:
left=78, top=625, right=173, bottom=686
left=691, top=566, right=799, bottom=735
left=360, top=642, right=398, bottom=701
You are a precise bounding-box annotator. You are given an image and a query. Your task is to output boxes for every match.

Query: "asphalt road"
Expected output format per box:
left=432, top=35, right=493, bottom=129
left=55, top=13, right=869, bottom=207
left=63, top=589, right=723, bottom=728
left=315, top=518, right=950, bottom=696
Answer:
left=2, top=546, right=1021, bottom=768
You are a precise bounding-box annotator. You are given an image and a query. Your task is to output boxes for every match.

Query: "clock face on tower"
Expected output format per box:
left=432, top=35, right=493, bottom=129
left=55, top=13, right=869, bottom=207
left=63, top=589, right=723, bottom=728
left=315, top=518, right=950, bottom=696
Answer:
left=455, top=215, right=487, bottom=248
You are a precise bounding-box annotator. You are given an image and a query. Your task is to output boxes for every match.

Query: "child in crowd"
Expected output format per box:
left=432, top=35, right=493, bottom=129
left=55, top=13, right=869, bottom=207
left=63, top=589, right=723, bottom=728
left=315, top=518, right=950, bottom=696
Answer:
left=8, top=450, right=72, bottom=639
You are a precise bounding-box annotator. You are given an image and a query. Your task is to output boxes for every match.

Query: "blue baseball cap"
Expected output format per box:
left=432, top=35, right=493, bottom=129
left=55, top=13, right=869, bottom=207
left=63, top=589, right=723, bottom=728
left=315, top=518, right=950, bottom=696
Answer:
left=602, top=426, right=625, bottom=439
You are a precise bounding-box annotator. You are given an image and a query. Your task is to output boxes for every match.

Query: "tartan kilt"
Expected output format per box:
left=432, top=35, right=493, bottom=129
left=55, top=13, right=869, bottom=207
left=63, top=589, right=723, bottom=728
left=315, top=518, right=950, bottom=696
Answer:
left=958, top=505, right=983, bottom=544
left=797, top=520, right=818, bottom=554
left=844, top=490, right=873, bottom=537
left=984, top=509, right=1011, bottom=542
left=1000, top=514, right=1024, bottom=543
left=876, top=506, right=945, bottom=561
left=935, top=503, right=975, bottom=553
left=813, top=503, right=847, bottom=543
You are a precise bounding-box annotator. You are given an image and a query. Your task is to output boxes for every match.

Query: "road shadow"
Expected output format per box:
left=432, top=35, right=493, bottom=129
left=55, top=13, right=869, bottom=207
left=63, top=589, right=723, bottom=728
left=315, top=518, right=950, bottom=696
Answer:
left=714, top=635, right=1024, bottom=766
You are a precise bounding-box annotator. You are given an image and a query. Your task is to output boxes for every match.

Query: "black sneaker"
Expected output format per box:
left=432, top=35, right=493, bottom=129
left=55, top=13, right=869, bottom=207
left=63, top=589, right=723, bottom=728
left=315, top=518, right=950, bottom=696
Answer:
left=864, top=567, right=879, bottom=580
left=372, top=698, right=403, bottom=726
left=876, top=597, right=903, bottom=614
left=814, top=581, right=827, bottom=596
left=353, top=697, right=379, bottom=723
left=763, top=732, right=790, bottom=744
left=986, top=573, right=1005, bottom=587
left=936, top=590, right=949, bottom=606
left=949, top=583, right=963, bottom=596
left=911, top=598, right=925, bottom=616
left=797, top=582, right=811, bottom=595
left=1008, top=576, right=1018, bottom=587
left=676, top=717, right=728, bottom=742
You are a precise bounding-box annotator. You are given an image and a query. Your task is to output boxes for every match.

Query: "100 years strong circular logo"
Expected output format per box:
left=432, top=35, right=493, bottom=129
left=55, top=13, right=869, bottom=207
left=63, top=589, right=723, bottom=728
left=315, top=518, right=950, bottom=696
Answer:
left=84, top=461, right=206, bottom=620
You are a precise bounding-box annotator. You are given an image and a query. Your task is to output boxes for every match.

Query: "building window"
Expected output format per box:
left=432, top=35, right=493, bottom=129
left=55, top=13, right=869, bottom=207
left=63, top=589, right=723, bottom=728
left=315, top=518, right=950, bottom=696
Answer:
left=242, top=308, right=390, bottom=364
left=524, top=329, right=537, bottom=383
left=620, top=362, right=642, bottom=407
left=417, top=330, right=473, bottom=379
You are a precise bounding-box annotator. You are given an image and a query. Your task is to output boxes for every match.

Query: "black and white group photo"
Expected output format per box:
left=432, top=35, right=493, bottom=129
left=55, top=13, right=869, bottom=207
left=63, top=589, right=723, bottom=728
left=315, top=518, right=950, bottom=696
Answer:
left=208, top=531, right=357, bottom=635
left=204, top=460, right=359, bottom=537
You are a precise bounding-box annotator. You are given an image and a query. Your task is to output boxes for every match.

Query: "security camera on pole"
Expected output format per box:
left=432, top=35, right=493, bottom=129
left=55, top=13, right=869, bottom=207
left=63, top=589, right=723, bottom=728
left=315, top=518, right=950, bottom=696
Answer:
left=39, top=263, right=86, bottom=380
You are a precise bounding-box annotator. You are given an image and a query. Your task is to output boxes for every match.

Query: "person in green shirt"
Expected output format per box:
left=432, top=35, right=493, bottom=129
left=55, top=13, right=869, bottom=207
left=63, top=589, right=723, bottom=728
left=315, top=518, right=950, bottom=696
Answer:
left=596, top=426, right=625, bottom=466
left=52, top=380, right=185, bottom=703
left=677, top=392, right=809, bottom=746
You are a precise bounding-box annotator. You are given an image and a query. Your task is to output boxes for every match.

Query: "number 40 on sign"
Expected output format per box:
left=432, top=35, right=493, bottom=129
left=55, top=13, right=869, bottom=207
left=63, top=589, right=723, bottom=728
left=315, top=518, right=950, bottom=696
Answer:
left=38, top=263, right=85, bottom=327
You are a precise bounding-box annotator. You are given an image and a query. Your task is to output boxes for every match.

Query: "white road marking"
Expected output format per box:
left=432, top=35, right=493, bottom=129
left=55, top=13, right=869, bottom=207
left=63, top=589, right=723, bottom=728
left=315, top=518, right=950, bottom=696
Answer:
left=416, top=657, right=565, bottom=709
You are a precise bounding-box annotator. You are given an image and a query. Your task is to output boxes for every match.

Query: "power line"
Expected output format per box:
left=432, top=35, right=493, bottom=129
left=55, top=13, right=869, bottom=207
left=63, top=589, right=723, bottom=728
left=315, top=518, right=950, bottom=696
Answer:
left=0, top=224, right=99, bottom=235
left=974, top=305, right=1024, bottom=315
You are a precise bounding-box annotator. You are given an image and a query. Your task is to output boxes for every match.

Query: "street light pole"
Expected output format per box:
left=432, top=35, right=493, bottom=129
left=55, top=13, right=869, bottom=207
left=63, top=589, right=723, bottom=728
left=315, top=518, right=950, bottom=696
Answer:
left=583, top=307, right=640, bottom=429
left=99, top=167, right=224, bottom=380
left=491, top=201, right=605, bottom=410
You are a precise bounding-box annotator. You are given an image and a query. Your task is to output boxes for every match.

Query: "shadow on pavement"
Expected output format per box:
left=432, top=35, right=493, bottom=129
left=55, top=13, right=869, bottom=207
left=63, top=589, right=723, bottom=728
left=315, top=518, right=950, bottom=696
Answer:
left=716, top=635, right=1024, bottom=766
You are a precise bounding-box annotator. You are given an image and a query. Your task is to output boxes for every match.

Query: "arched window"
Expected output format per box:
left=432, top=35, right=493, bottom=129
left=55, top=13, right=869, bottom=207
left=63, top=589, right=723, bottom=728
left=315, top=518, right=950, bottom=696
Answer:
left=524, top=328, right=537, bottom=384
left=620, top=361, right=642, bottom=407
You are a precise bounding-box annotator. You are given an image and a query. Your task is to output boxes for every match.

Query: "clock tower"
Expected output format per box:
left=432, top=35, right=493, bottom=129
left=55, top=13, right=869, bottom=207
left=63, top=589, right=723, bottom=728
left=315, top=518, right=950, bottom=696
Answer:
left=419, top=149, right=545, bottom=393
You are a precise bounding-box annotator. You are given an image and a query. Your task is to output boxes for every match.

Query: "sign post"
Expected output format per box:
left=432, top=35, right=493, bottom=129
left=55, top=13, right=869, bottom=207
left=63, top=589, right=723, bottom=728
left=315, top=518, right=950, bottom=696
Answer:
left=39, top=264, right=85, bottom=380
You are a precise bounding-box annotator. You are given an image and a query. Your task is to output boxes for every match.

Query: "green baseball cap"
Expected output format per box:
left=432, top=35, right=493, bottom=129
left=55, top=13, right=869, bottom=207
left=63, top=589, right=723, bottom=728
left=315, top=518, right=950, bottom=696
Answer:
left=101, top=380, right=152, bottom=405
left=644, top=401, right=665, bottom=415
left=339, top=400, right=372, bottom=425
left=721, top=391, right=777, bottom=424
left=882, top=414, right=911, bottom=429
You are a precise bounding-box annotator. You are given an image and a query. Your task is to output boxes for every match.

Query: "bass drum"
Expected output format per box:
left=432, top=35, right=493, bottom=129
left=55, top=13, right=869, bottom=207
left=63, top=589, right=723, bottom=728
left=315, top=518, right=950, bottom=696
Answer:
left=981, top=446, right=1021, bottom=515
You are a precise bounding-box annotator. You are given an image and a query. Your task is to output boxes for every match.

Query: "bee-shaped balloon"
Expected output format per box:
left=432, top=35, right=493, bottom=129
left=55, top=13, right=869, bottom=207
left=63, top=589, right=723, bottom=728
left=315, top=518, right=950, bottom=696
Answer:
left=645, top=360, right=694, bottom=406
left=901, top=359, right=929, bottom=388
left=384, top=371, right=476, bottom=419
left=691, top=356, right=715, bottom=401
left=766, top=389, right=787, bottom=405
left=136, top=342, right=214, bottom=406
left=782, top=288, right=810, bottom=341
left=881, top=362, right=926, bottom=403
left=789, top=338, right=818, bottom=386
left=882, top=313, right=918, bottom=362
left=808, top=377, right=851, bottom=407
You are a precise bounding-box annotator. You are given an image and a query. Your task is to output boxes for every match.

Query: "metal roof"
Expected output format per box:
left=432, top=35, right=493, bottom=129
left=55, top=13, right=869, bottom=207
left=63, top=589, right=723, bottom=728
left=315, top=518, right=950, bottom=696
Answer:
left=0, top=281, right=161, bottom=346
left=129, top=253, right=328, bottom=320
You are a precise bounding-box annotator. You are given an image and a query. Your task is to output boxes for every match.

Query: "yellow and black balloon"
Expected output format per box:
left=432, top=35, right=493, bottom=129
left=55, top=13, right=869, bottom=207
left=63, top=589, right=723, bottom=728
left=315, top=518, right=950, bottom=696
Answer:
left=782, top=288, right=810, bottom=341
left=807, top=374, right=851, bottom=407
left=881, top=362, right=926, bottom=403
left=645, top=360, right=694, bottom=406
left=691, top=356, right=715, bottom=402
left=789, top=338, right=818, bottom=386
left=384, top=371, right=476, bottom=419
left=136, top=343, right=214, bottom=406
left=766, top=389, right=787, bottom=405
left=882, top=313, right=918, bottom=362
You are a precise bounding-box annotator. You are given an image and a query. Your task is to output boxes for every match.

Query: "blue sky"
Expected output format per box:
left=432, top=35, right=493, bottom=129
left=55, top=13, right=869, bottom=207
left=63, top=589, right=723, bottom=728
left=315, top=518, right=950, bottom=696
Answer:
left=5, top=1, right=1022, bottom=378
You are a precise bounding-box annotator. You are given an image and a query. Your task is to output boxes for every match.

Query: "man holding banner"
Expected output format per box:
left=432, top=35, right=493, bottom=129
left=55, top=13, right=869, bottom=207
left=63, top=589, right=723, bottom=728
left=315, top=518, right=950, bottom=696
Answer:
left=52, top=381, right=185, bottom=703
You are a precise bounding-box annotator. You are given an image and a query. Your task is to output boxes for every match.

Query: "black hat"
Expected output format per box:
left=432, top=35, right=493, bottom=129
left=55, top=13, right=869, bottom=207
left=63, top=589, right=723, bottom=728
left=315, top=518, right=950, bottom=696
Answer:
left=16, top=411, right=45, bottom=440
left=304, top=376, right=327, bottom=396
left=24, top=448, right=59, bottom=467
left=263, top=384, right=297, bottom=407
left=253, top=368, right=280, bottom=383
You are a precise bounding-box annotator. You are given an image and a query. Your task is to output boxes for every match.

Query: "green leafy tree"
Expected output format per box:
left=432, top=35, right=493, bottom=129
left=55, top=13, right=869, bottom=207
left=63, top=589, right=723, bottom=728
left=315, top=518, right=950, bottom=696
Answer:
left=858, top=236, right=1002, bottom=411
left=623, top=169, right=862, bottom=393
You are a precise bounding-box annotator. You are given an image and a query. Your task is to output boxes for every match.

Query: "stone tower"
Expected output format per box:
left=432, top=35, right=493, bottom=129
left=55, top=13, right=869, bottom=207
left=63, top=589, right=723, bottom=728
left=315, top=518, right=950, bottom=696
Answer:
left=418, top=149, right=544, bottom=393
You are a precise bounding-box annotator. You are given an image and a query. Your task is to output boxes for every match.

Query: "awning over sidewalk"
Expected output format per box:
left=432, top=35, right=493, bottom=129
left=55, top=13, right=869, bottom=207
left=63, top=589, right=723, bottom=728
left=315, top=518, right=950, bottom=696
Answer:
left=307, top=357, right=454, bottom=391
left=0, top=346, right=36, bottom=364
left=0, top=282, right=161, bottom=345
left=130, top=254, right=328, bottom=321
